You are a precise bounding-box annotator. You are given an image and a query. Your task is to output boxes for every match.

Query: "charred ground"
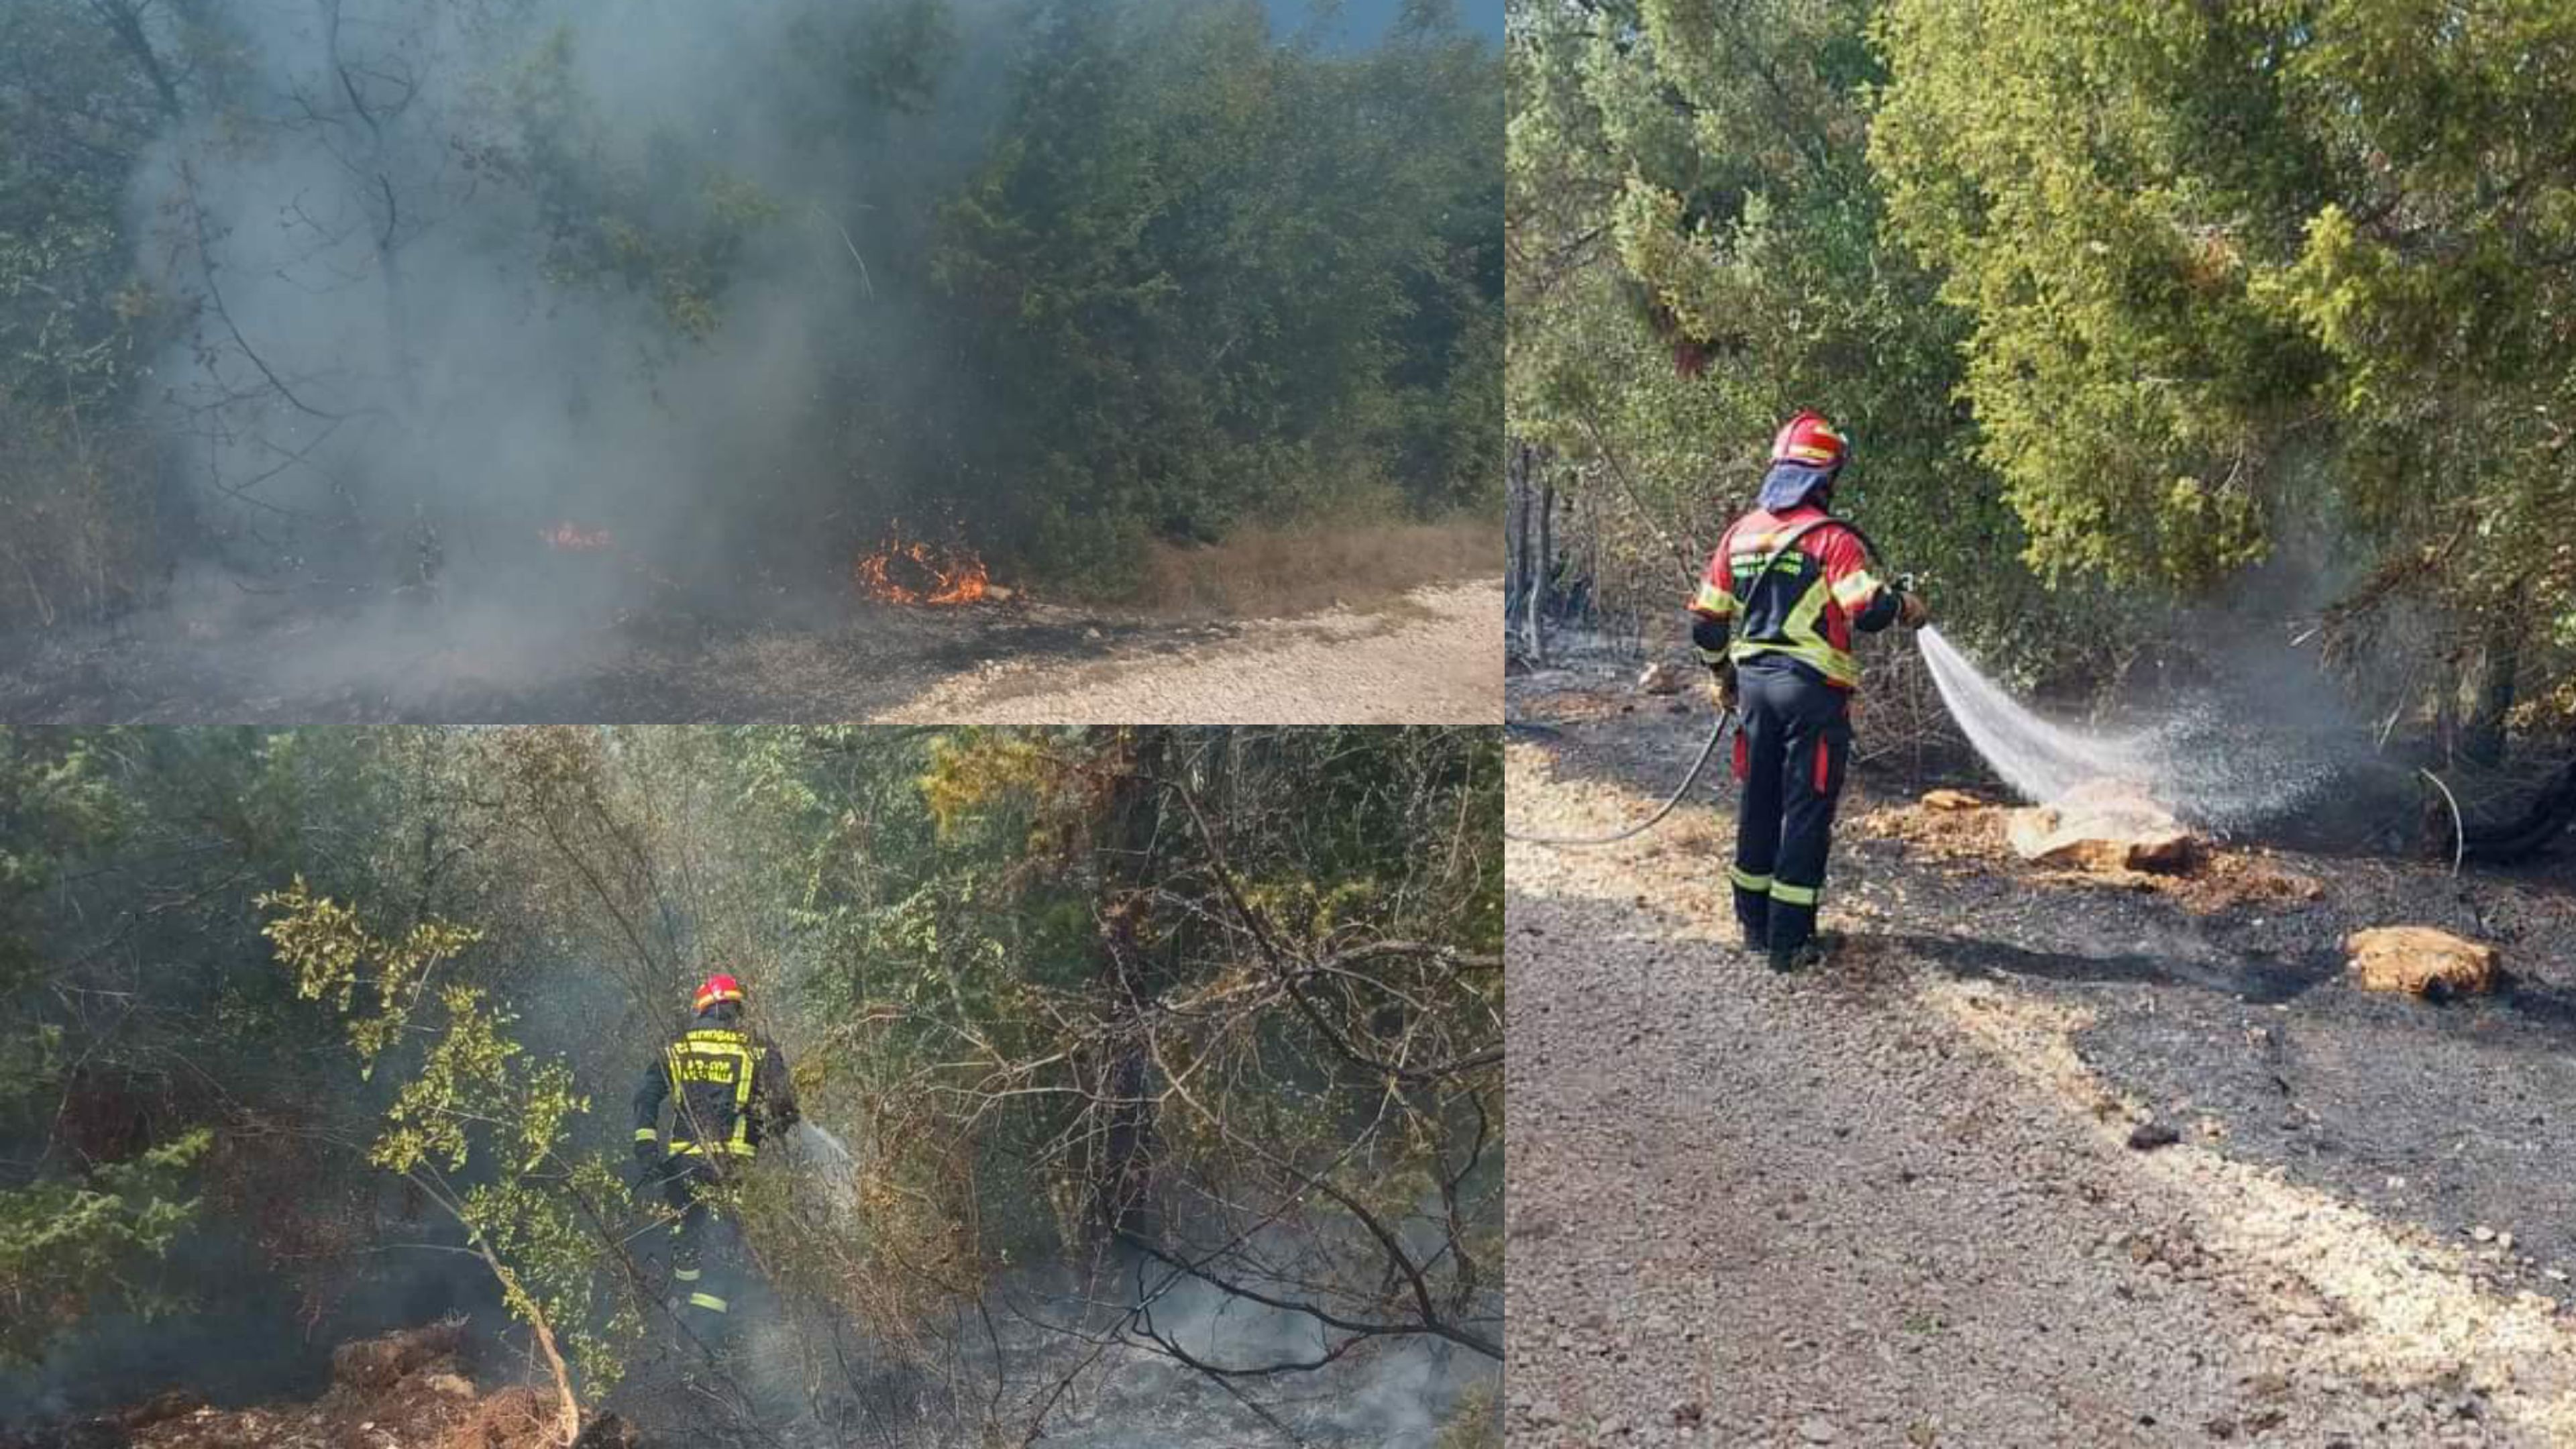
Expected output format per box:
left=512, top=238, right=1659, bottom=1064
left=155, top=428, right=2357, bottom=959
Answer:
left=1512, top=663, right=2576, bottom=1309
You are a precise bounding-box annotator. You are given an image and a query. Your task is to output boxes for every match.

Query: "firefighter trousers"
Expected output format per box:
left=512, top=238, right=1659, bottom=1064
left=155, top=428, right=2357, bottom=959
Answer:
left=1729, top=662, right=1854, bottom=954
left=658, top=1155, right=735, bottom=1332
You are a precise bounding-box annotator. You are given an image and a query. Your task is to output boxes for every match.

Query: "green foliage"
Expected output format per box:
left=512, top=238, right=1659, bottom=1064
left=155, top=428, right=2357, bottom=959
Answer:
left=5, top=727, right=1497, bottom=1414
left=262, top=887, right=639, bottom=1403
left=1871, top=0, right=2576, bottom=663
left=1507, top=0, right=2122, bottom=680
left=259, top=877, right=486, bottom=1071
left=932, top=0, right=1503, bottom=568
left=0, top=0, right=1495, bottom=625
left=0, top=1129, right=210, bottom=1364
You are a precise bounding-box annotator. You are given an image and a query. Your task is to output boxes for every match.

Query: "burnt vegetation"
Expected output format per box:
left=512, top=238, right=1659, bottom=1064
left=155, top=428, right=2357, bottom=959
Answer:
left=0, top=0, right=1499, bottom=701
left=0, top=725, right=1503, bottom=1447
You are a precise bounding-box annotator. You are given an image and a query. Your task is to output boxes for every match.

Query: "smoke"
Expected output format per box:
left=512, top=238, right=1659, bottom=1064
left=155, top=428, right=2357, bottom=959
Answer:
left=946, top=1254, right=1493, bottom=1449
left=125, top=0, right=1018, bottom=687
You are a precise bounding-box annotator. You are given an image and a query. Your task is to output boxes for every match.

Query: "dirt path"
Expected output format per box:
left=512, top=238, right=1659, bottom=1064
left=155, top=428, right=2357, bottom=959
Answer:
left=0, top=580, right=1500, bottom=724
left=875, top=579, right=1500, bottom=724
left=1507, top=722, right=2576, bottom=1447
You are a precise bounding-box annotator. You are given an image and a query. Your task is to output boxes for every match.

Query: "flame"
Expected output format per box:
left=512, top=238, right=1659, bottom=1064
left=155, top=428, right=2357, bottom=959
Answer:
left=541, top=523, right=613, bottom=551
left=855, top=523, right=990, bottom=606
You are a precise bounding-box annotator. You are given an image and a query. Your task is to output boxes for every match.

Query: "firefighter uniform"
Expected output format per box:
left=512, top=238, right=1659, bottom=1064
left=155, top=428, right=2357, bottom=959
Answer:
left=631, top=975, right=799, bottom=1332
left=1689, top=413, right=1919, bottom=969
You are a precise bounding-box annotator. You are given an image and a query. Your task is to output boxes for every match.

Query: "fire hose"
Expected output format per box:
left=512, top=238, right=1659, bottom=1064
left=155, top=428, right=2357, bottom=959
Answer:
left=1504, top=706, right=1737, bottom=847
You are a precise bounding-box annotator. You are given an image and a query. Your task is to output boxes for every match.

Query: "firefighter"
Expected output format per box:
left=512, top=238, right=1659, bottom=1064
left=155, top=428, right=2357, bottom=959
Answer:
left=1689, top=411, right=1929, bottom=971
left=632, top=973, right=800, bottom=1334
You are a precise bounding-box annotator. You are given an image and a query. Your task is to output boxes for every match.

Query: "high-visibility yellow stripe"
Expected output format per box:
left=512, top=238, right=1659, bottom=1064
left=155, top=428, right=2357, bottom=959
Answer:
left=1771, top=881, right=1820, bottom=906
left=665, top=1028, right=760, bottom=1154
left=1730, top=868, right=1772, bottom=894
left=1695, top=645, right=1727, bottom=666
left=1690, top=580, right=1736, bottom=616
left=1831, top=570, right=1881, bottom=608
left=670, top=1140, right=756, bottom=1157
left=1731, top=576, right=1860, bottom=686
left=686, top=1291, right=729, bottom=1313
left=673, top=1267, right=701, bottom=1281
left=634, top=1127, right=659, bottom=1143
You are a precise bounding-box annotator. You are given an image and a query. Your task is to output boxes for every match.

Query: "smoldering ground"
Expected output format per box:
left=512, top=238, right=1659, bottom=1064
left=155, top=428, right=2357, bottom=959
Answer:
left=117, top=0, right=1010, bottom=690
left=0, top=0, right=1503, bottom=720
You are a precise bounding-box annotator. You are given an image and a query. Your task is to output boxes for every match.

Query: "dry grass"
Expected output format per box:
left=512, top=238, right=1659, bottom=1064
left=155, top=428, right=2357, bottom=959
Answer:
left=1134, top=516, right=1499, bottom=618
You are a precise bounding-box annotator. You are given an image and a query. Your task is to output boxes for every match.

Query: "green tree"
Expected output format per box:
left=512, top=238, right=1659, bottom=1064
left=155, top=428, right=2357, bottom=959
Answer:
left=1871, top=0, right=2576, bottom=741
left=1507, top=0, right=2105, bottom=676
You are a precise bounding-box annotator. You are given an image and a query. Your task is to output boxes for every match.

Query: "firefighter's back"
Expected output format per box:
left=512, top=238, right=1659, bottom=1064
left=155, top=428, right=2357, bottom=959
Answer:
left=663, top=1020, right=762, bottom=1158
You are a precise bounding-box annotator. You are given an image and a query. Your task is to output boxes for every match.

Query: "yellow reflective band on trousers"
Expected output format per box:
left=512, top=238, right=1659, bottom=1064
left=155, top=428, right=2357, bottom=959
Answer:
left=664, top=1028, right=758, bottom=1155
left=633, top=1127, right=658, bottom=1143
left=673, top=1267, right=701, bottom=1281
left=686, top=1291, right=729, bottom=1314
left=1770, top=881, right=1820, bottom=906
left=1730, top=867, right=1772, bottom=894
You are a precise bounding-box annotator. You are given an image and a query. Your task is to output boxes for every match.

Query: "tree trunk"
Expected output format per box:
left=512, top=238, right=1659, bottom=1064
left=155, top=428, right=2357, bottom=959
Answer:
left=1506, top=440, right=1530, bottom=625
left=1092, top=729, right=1169, bottom=1244
left=2459, top=607, right=2523, bottom=767
left=1521, top=474, right=1552, bottom=664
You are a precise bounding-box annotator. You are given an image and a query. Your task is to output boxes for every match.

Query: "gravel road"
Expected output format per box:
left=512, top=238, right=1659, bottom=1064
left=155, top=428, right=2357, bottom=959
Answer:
left=877, top=580, right=1500, bottom=724
left=0, top=580, right=1500, bottom=724
left=1507, top=704, right=2576, bottom=1447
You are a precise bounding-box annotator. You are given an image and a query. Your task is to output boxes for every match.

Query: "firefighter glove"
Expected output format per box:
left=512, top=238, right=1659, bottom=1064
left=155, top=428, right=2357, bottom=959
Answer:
left=1896, top=590, right=1931, bottom=629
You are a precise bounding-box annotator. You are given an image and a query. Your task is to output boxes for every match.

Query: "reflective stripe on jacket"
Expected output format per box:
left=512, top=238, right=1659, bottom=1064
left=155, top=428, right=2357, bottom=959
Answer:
left=632, top=1011, right=798, bottom=1158
left=1688, top=506, right=1892, bottom=690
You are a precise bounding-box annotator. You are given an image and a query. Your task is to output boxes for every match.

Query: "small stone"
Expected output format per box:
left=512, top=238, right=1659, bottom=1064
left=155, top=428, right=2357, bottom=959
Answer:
left=1635, top=661, right=1684, bottom=695
left=2472, top=1226, right=2498, bottom=1244
left=2127, top=1120, right=2182, bottom=1151
left=2345, top=926, right=2498, bottom=998
left=1670, top=1400, right=1705, bottom=1427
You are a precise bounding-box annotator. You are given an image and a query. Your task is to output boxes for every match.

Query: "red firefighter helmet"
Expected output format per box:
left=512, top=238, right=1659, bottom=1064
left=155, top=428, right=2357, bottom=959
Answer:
left=1770, top=410, right=1848, bottom=470
left=693, top=973, right=745, bottom=1012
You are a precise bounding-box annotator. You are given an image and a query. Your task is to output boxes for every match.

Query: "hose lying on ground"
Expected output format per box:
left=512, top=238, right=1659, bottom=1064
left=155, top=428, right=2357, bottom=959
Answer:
left=1505, top=708, right=1734, bottom=847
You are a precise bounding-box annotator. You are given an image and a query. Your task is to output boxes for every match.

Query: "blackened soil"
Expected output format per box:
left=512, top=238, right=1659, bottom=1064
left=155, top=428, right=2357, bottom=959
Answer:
left=1512, top=672, right=2576, bottom=1307
left=0, top=601, right=1183, bottom=724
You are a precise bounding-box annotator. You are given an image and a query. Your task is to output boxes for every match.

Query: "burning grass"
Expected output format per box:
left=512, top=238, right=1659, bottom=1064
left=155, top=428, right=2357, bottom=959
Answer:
left=537, top=523, right=612, bottom=551
left=854, top=523, right=992, bottom=606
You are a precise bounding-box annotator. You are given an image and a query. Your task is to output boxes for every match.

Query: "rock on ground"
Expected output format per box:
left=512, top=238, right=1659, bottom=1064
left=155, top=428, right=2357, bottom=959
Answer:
left=1507, top=739, right=2576, bottom=1447
left=1635, top=662, right=1685, bottom=696
left=2006, top=778, right=2198, bottom=873
left=2346, top=925, right=2500, bottom=998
